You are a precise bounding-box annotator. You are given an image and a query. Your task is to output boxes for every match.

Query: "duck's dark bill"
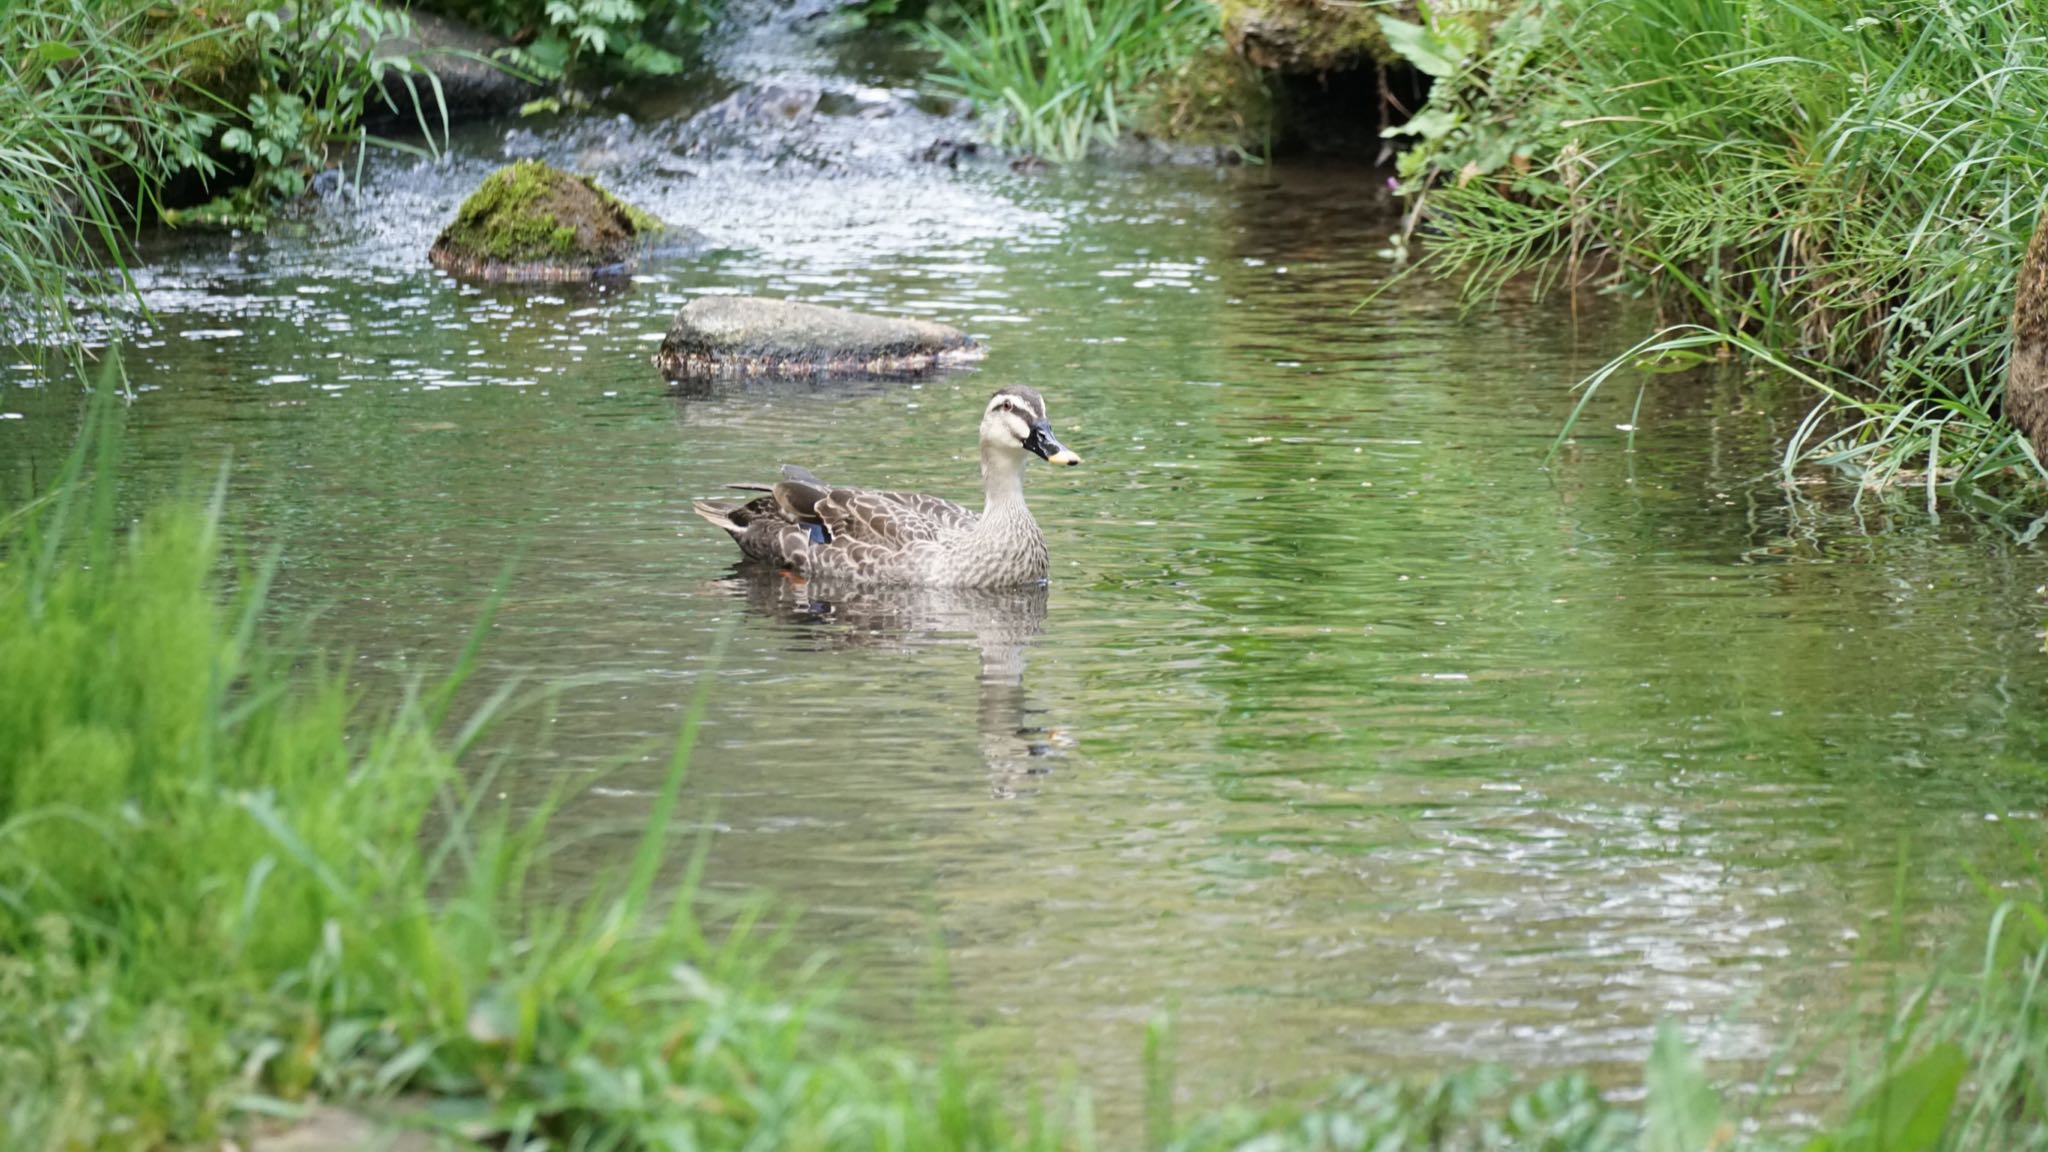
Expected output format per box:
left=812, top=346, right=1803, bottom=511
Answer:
left=1027, top=423, right=1082, bottom=466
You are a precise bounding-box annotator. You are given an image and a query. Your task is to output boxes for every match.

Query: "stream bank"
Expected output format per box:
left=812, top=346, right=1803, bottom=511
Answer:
left=1381, top=0, right=2048, bottom=502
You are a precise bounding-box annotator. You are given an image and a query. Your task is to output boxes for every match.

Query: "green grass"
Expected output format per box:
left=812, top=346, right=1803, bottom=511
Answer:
left=1390, top=0, right=2048, bottom=505
left=0, top=0, right=446, bottom=324
left=922, top=0, right=1226, bottom=162
left=9, top=375, right=2048, bottom=1149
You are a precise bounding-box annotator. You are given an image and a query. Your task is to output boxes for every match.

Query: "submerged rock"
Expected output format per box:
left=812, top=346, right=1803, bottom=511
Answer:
left=429, top=160, right=663, bottom=282
left=2008, top=205, right=2048, bottom=459
left=656, top=297, right=983, bottom=378
left=1221, top=0, right=1412, bottom=72
left=688, top=82, right=824, bottom=140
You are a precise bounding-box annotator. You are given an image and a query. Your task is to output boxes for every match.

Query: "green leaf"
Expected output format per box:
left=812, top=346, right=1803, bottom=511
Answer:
left=1376, top=15, right=1463, bottom=78
left=1644, top=1022, right=1725, bottom=1152
left=621, top=41, right=684, bottom=75
left=1383, top=108, right=1458, bottom=141
left=523, top=33, right=572, bottom=74
left=1634, top=348, right=1718, bottom=373
left=1816, top=1043, right=1966, bottom=1152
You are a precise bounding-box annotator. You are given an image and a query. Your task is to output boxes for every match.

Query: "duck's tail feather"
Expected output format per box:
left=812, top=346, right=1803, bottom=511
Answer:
left=692, top=500, right=745, bottom=536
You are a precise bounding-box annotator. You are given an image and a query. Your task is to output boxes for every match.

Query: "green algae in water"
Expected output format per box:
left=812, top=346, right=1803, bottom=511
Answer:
left=430, top=158, right=662, bottom=281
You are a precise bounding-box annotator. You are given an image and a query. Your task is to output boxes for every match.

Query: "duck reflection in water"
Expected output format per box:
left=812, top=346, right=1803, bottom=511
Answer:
left=711, top=570, right=1070, bottom=796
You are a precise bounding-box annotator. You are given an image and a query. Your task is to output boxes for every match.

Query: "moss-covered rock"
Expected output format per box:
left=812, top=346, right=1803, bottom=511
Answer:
left=1220, top=0, right=1414, bottom=72
left=429, top=160, right=663, bottom=282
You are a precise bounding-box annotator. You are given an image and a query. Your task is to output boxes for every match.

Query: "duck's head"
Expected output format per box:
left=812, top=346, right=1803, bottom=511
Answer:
left=981, top=385, right=1081, bottom=466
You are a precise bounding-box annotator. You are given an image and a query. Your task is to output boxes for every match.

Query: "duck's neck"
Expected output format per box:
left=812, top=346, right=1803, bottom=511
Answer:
left=980, top=443, right=1031, bottom=523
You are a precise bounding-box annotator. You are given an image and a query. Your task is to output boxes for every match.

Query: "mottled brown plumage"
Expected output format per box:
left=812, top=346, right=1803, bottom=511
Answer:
left=691, top=386, right=1081, bottom=588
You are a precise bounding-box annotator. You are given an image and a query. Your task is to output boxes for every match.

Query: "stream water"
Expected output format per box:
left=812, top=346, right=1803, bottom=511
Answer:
left=6, top=0, right=2048, bottom=1119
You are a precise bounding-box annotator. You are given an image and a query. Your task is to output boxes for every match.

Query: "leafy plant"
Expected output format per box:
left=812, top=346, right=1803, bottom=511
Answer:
left=176, top=0, right=444, bottom=226
left=418, top=0, right=713, bottom=86
left=1377, top=0, right=1486, bottom=79
left=1379, top=0, right=1554, bottom=194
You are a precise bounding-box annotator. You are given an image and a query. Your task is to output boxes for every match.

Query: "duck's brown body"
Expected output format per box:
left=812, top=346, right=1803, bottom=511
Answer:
left=691, top=386, right=1078, bottom=589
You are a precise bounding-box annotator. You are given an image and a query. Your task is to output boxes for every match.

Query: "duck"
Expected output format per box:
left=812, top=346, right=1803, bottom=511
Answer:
left=692, top=385, right=1081, bottom=588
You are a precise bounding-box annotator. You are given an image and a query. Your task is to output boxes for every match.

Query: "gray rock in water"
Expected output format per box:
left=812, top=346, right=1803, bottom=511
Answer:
left=657, top=297, right=984, bottom=378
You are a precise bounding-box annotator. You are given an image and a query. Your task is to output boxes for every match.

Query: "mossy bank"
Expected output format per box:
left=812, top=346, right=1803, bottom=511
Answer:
left=1219, top=0, right=1406, bottom=72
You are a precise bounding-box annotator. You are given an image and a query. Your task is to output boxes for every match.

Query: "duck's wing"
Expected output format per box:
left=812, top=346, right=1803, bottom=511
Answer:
left=811, top=485, right=967, bottom=549
left=693, top=490, right=824, bottom=564
left=698, top=466, right=971, bottom=572
left=876, top=490, right=978, bottom=532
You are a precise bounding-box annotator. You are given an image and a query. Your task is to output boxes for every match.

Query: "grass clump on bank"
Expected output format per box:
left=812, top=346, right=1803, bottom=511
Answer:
left=0, top=0, right=441, bottom=310
left=923, top=0, right=1260, bottom=162
left=0, top=0, right=220, bottom=331
left=1389, top=0, right=2048, bottom=500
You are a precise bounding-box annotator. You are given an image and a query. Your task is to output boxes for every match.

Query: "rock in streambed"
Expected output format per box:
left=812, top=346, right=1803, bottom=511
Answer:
left=655, top=297, right=983, bottom=379
left=429, top=160, right=664, bottom=282
left=370, top=10, right=541, bottom=127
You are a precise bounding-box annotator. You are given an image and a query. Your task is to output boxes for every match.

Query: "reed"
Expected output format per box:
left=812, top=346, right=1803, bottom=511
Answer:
left=0, top=0, right=219, bottom=336
left=922, top=0, right=1221, bottom=162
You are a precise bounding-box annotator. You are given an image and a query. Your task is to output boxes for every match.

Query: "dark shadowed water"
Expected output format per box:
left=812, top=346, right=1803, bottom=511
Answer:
left=5, top=6, right=2048, bottom=1120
